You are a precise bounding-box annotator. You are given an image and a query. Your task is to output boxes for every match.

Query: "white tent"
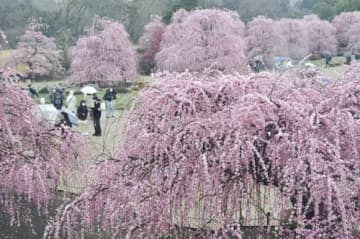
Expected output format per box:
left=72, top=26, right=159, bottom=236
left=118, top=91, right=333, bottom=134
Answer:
left=37, top=104, right=60, bottom=124
left=37, top=105, right=80, bottom=126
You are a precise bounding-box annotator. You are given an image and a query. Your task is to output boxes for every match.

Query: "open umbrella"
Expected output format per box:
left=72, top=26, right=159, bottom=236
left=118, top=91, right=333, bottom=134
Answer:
left=80, top=85, right=97, bottom=95
left=253, top=55, right=263, bottom=62
left=86, top=83, right=100, bottom=90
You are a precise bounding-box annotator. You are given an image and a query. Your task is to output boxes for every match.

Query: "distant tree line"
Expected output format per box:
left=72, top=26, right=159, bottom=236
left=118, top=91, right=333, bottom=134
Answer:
left=298, top=0, right=360, bottom=20
left=1, top=0, right=359, bottom=47
left=1, top=0, right=360, bottom=73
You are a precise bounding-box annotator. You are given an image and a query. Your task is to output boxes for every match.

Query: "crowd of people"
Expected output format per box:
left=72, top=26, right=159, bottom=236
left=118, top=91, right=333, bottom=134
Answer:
left=248, top=52, right=360, bottom=72
left=28, top=84, right=117, bottom=137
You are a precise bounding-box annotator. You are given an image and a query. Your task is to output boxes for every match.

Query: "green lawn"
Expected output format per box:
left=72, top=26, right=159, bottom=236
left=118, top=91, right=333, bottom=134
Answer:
left=308, top=56, right=354, bottom=80
left=309, top=56, right=346, bottom=67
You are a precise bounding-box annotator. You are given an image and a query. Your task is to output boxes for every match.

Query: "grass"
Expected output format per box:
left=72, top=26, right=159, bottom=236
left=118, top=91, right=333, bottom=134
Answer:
left=309, top=56, right=347, bottom=67
left=307, top=56, right=354, bottom=80
left=54, top=85, right=142, bottom=193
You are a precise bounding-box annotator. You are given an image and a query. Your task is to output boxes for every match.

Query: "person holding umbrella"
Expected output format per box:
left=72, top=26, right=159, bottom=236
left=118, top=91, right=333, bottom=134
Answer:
left=81, top=85, right=98, bottom=120
left=355, top=49, right=360, bottom=61
left=80, top=85, right=98, bottom=95
left=91, top=94, right=102, bottom=137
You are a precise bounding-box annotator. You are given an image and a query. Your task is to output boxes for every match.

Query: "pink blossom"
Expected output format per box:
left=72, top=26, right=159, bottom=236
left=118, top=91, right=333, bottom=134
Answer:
left=8, top=29, right=62, bottom=79
left=70, top=17, right=138, bottom=86
left=49, top=67, right=360, bottom=238
left=303, top=15, right=337, bottom=55
left=0, top=83, right=86, bottom=225
left=246, top=16, right=282, bottom=63
left=139, top=15, right=166, bottom=50
left=156, top=9, right=247, bottom=73
left=333, top=12, right=360, bottom=51
left=276, top=18, right=309, bottom=59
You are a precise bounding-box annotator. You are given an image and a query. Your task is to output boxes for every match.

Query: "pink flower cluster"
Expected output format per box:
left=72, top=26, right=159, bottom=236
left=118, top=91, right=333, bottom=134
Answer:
left=49, top=64, right=360, bottom=238
left=0, top=83, right=86, bottom=225
left=70, top=17, right=138, bottom=86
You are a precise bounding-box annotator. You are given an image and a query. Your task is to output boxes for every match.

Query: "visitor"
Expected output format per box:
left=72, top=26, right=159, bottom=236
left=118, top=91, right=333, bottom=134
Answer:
left=28, top=84, right=39, bottom=98
left=66, top=90, right=77, bottom=112
left=325, top=54, right=332, bottom=68
left=103, top=87, right=116, bottom=118
left=254, top=59, right=264, bottom=73
left=61, top=112, right=72, bottom=128
left=355, top=49, right=360, bottom=61
left=55, top=83, right=65, bottom=99
left=53, top=93, right=63, bottom=110
left=92, top=95, right=102, bottom=136
left=54, top=112, right=72, bottom=137
left=49, top=89, right=56, bottom=103
left=77, top=100, right=88, bottom=121
left=345, top=52, right=352, bottom=65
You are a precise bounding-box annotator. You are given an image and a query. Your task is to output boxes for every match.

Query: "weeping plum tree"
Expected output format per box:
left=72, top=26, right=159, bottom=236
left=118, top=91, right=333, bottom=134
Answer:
left=138, top=15, right=166, bottom=74
left=8, top=22, right=62, bottom=81
left=347, top=21, right=360, bottom=51
left=70, top=17, right=138, bottom=86
left=140, top=29, right=165, bottom=75
left=334, top=62, right=360, bottom=117
left=46, top=67, right=360, bottom=238
left=332, top=11, right=360, bottom=52
left=0, top=67, right=24, bottom=83
left=303, top=15, right=337, bottom=56
left=138, top=15, right=166, bottom=50
left=277, top=18, right=309, bottom=59
left=246, top=16, right=282, bottom=66
left=246, top=16, right=337, bottom=62
left=0, top=82, right=86, bottom=226
left=156, top=9, right=247, bottom=73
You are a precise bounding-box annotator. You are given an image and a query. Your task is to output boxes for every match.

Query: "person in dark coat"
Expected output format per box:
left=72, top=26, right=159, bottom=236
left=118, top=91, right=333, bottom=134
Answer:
left=28, top=84, right=39, bottom=97
left=344, top=52, right=352, bottom=65
left=355, top=49, right=360, bottom=61
left=254, top=59, right=264, bottom=73
left=53, top=93, right=63, bottom=110
left=103, top=88, right=117, bottom=118
left=325, top=54, right=332, bottom=68
left=92, top=95, right=102, bottom=136
left=77, top=100, right=88, bottom=121
left=61, top=112, right=72, bottom=128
